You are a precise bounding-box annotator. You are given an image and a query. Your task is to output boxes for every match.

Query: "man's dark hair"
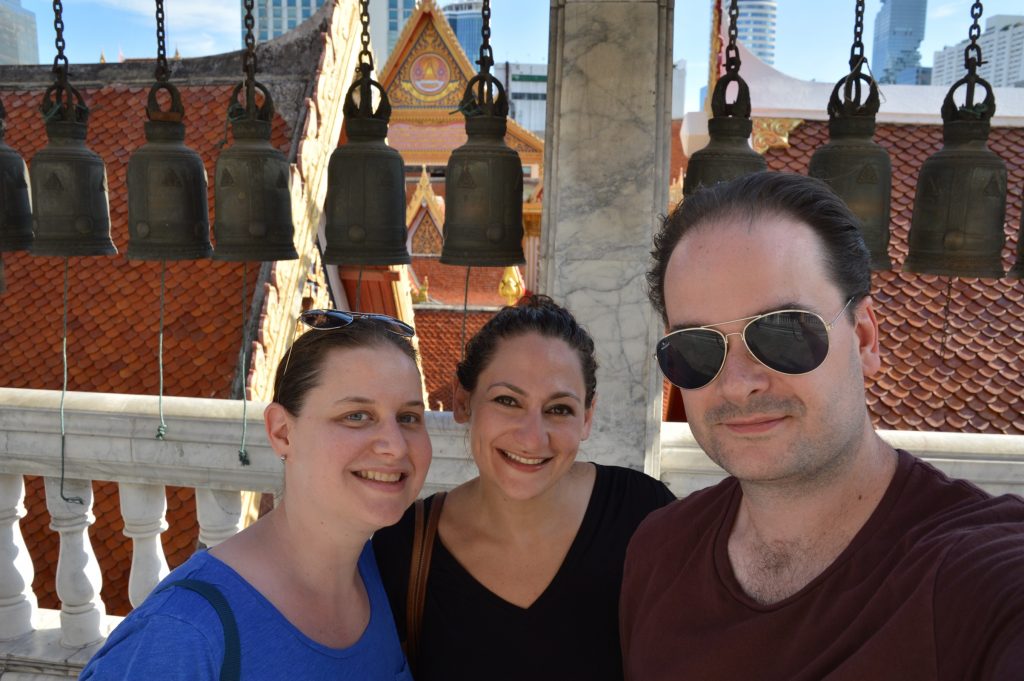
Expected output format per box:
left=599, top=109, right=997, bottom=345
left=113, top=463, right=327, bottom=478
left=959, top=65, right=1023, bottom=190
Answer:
left=647, top=172, right=872, bottom=324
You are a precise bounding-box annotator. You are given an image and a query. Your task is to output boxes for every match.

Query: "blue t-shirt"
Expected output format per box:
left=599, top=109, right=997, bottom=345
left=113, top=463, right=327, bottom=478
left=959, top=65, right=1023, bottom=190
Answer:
left=80, top=542, right=412, bottom=680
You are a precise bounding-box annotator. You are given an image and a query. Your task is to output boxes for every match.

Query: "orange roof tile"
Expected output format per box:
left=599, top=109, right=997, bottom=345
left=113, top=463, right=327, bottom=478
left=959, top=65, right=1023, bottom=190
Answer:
left=1, top=84, right=292, bottom=615
left=763, top=121, right=1024, bottom=435
left=413, top=307, right=494, bottom=410
left=411, top=256, right=509, bottom=307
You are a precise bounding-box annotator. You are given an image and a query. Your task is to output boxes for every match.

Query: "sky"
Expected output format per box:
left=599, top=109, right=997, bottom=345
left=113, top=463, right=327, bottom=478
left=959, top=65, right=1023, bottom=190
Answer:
left=16, top=0, right=1023, bottom=114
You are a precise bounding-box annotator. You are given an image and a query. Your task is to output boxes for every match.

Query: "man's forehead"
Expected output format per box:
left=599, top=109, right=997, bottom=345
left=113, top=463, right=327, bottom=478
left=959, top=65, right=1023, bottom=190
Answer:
left=663, top=214, right=833, bottom=324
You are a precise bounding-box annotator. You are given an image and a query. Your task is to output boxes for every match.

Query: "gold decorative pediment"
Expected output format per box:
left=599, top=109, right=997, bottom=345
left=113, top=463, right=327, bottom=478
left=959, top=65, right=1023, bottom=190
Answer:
left=752, top=118, right=804, bottom=154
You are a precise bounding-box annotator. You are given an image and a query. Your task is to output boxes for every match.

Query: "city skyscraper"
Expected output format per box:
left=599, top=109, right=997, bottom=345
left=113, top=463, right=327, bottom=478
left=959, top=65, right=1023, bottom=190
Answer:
left=387, top=0, right=418, bottom=55
left=441, top=2, right=484, bottom=61
left=735, top=0, right=777, bottom=66
left=246, top=0, right=325, bottom=44
left=872, top=0, right=928, bottom=85
left=932, top=15, right=1024, bottom=88
left=0, top=0, right=39, bottom=65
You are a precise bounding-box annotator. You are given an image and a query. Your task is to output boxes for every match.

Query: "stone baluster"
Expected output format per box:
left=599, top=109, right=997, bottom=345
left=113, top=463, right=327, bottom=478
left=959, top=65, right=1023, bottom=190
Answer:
left=44, top=477, right=105, bottom=646
left=0, top=475, right=37, bottom=640
left=119, top=483, right=169, bottom=608
left=196, top=488, right=244, bottom=548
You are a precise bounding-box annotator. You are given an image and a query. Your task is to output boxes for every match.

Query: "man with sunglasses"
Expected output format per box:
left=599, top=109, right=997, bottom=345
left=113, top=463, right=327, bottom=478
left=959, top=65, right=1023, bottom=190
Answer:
left=619, top=172, right=1024, bottom=680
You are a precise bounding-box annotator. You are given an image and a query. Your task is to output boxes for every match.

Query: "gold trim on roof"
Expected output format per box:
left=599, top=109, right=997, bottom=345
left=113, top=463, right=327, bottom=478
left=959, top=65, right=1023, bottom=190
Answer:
left=752, top=118, right=804, bottom=154
left=406, top=166, right=446, bottom=227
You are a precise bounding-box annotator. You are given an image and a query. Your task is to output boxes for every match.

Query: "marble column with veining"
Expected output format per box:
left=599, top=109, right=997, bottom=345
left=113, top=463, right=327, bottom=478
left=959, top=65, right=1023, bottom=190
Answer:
left=542, top=0, right=674, bottom=473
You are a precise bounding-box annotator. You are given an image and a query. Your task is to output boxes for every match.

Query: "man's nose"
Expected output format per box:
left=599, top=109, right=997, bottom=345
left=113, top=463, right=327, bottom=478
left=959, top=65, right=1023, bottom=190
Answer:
left=716, top=332, right=771, bottom=401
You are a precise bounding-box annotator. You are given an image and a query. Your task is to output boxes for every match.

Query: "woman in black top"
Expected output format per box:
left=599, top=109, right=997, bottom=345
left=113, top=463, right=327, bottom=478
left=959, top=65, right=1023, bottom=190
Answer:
left=373, top=295, right=675, bottom=681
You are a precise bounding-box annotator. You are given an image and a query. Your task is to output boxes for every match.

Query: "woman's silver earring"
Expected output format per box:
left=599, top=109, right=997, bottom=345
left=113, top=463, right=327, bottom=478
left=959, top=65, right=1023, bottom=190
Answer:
left=280, top=456, right=286, bottom=463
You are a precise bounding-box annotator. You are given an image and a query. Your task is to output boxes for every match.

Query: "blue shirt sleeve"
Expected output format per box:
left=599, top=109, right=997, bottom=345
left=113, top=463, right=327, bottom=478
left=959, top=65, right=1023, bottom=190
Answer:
left=80, top=609, right=220, bottom=680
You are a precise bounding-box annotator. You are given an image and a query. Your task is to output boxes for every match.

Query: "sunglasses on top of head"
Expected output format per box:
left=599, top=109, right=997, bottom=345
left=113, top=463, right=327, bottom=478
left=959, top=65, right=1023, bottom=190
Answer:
left=655, top=297, right=857, bottom=391
left=299, top=309, right=415, bottom=337
left=278, top=310, right=416, bottom=384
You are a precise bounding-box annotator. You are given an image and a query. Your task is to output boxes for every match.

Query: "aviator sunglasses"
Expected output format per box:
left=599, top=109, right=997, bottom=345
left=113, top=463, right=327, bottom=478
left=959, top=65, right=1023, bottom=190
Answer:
left=280, top=309, right=416, bottom=379
left=299, top=309, right=415, bottom=337
left=655, top=297, right=856, bottom=391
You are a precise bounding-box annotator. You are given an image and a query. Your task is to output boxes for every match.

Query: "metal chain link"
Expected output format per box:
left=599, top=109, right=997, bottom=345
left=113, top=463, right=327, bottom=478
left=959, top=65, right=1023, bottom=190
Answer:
left=964, top=0, right=985, bottom=71
left=243, top=0, right=257, bottom=81
left=478, top=0, right=493, bottom=71
left=52, top=0, right=68, bottom=74
left=849, top=0, right=865, bottom=69
left=155, top=0, right=169, bottom=82
left=358, top=0, right=373, bottom=69
left=725, top=0, right=741, bottom=73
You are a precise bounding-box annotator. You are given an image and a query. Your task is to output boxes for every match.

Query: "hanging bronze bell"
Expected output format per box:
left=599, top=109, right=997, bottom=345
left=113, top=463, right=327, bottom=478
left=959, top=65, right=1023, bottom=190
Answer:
left=683, top=72, right=767, bottom=197
left=905, top=75, right=1006, bottom=278
left=0, top=97, right=33, bottom=252
left=127, top=83, right=211, bottom=261
left=809, top=70, right=892, bottom=270
left=213, top=82, right=297, bottom=262
left=323, top=67, right=409, bottom=265
left=30, top=82, right=115, bottom=257
left=441, top=74, right=524, bottom=266
left=1008, top=193, right=1023, bottom=280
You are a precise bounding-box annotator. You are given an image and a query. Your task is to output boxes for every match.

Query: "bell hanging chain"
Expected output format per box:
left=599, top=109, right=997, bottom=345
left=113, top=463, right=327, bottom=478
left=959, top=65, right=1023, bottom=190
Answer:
left=849, top=0, right=865, bottom=71
left=243, top=0, right=258, bottom=116
left=155, top=0, right=169, bottom=83
left=43, top=0, right=89, bottom=124
left=472, top=0, right=495, bottom=109
left=724, top=0, right=741, bottom=75
left=51, top=0, right=68, bottom=77
left=963, top=1, right=985, bottom=73
left=358, top=0, right=373, bottom=71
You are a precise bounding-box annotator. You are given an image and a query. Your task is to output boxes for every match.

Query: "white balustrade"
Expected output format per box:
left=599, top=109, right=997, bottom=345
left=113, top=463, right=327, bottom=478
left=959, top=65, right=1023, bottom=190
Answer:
left=2, top=385, right=1020, bottom=676
left=118, top=482, right=169, bottom=608
left=43, top=477, right=105, bottom=647
left=0, top=474, right=37, bottom=640
left=196, top=488, right=244, bottom=548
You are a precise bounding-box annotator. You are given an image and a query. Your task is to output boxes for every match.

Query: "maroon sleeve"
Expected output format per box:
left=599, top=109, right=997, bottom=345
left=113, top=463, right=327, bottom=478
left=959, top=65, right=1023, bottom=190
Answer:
left=933, top=522, right=1024, bottom=680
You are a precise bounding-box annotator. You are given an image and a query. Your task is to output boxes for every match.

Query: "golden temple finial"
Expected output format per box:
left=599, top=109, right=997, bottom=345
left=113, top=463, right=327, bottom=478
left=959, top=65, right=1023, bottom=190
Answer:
left=99, top=50, right=106, bottom=64
left=498, top=267, right=525, bottom=306
left=173, top=46, right=182, bottom=60
left=412, top=275, right=430, bottom=304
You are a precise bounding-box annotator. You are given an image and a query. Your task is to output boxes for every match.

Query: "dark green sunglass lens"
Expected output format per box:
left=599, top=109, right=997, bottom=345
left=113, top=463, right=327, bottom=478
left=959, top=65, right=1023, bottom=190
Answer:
left=745, top=311, right=829, bottom=375
left=657, top=329, right=727, bottom=390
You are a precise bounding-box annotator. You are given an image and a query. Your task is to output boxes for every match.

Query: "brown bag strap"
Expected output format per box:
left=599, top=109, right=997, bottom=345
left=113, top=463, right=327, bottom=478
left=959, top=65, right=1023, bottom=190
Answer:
left=405, top=491, right=446, bottom=672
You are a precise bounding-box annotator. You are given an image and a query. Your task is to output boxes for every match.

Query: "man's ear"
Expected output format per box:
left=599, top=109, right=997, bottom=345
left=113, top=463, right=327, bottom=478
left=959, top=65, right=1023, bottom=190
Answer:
left=453, top=383, right=472, bottom=424
left=264, top=402, right=293, bottom=455
left=853, top=296, right=881, bottom=378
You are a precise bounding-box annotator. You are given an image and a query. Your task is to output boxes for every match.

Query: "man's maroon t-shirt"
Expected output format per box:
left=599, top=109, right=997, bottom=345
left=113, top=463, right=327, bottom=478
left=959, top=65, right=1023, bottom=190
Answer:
left=620, top=450, right=1024, bottom=680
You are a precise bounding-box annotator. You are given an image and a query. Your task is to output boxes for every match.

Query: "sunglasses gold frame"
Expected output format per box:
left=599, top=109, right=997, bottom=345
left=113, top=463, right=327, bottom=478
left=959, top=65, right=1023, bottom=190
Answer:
left=656, top=296, right=856, bottom=390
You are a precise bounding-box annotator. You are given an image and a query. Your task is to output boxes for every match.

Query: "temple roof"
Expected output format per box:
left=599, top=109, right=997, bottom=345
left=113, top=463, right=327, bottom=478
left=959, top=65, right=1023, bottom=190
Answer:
left=377, top=0, right=544, bottom=165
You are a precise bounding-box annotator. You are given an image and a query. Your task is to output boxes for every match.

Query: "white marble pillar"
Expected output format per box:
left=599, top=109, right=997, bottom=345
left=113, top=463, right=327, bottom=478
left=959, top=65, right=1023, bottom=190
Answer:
left=542, top=0, right=674, bottom=474
left=44, top=477, right=105, bottom=646
left=119, top=482, right=170, bottom=608
left=196, top=488, right=244, bottom=548
left=0, top=475, right=37, bottom=640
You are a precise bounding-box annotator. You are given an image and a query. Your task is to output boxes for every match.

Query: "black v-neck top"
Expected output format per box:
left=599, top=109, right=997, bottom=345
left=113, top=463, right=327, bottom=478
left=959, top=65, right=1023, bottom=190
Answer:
left=373, top=463, right=675, bottom=681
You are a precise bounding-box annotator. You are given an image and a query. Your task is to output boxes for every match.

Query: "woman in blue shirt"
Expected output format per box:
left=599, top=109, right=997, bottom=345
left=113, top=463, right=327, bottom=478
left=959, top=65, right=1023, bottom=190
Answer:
left=82, top=311, right=431, bottom=680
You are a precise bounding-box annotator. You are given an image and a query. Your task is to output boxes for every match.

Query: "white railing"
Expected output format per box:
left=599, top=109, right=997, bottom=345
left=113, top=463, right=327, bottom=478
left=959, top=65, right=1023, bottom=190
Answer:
left=1, top=388, right=1022, bottom=677
left=661, top=421, right=1024, bottom=498
left=0, top=388, right=473, bottom=677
